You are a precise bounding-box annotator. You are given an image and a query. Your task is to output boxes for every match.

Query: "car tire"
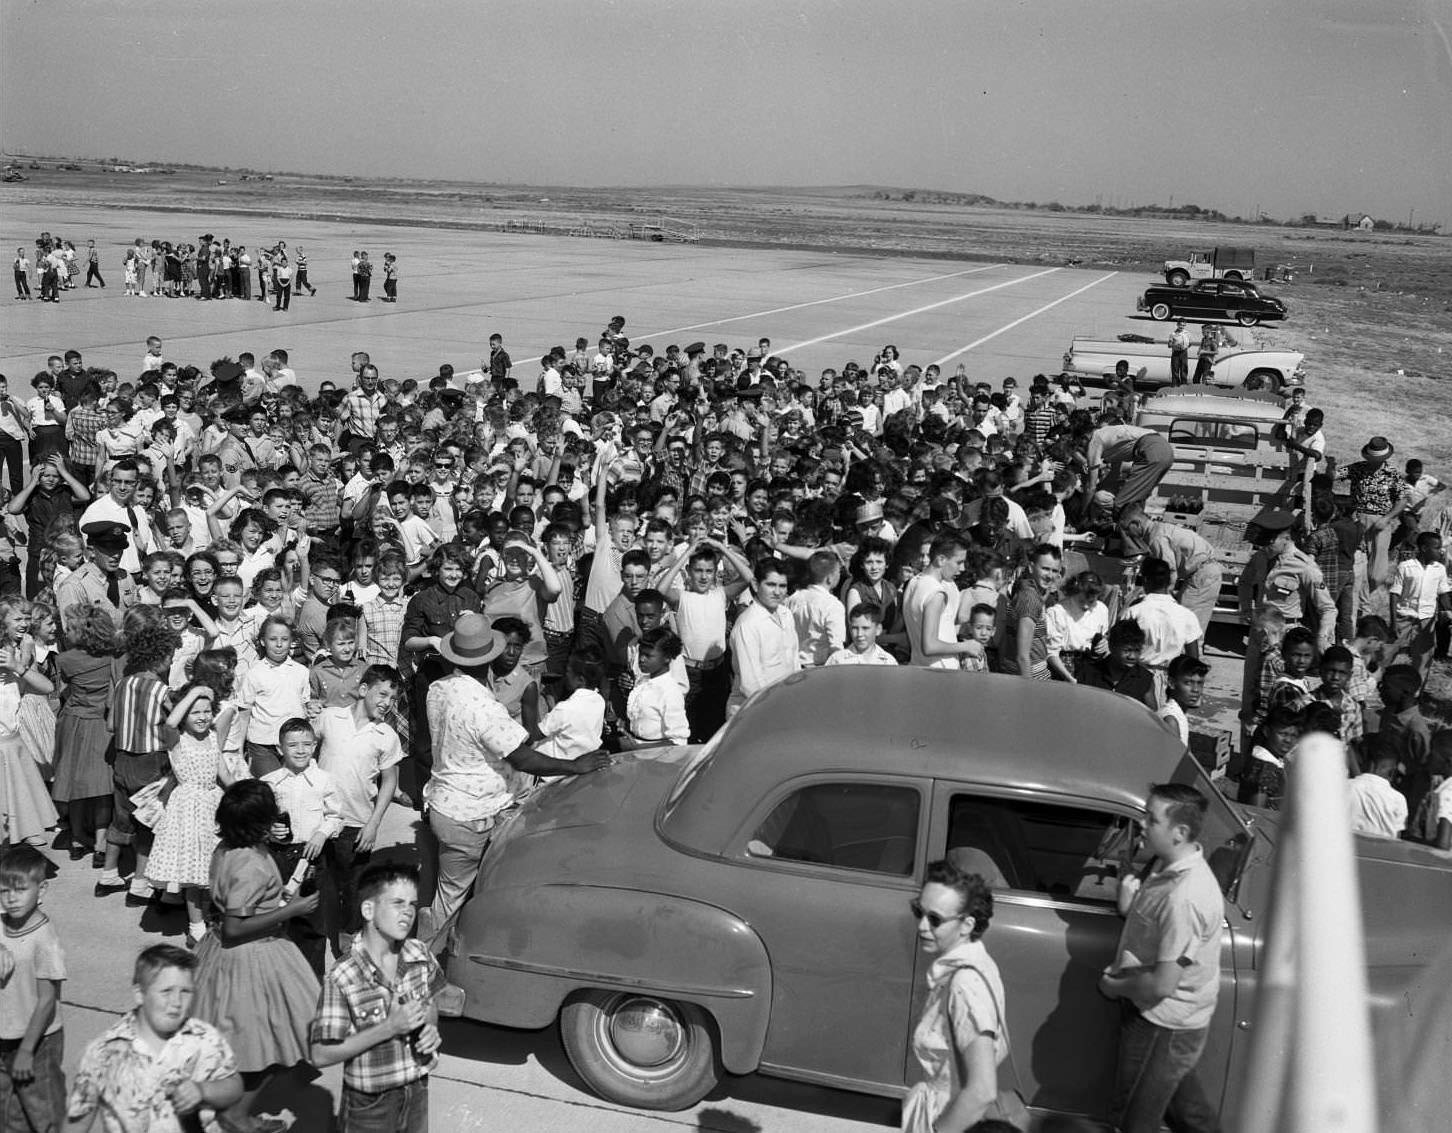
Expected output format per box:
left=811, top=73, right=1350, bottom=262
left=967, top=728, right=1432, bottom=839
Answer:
left=560, top=990, right=722, bottom=1111
left=1246, top=368, right=1281, bottom=393
left=1236, top=311, right=1260, bottom=327
left=1223, top=271, right=1243, bottom=281
left=1150, top=302, right=1172, bottom=320
left=1167, top=271, right=1189, bottom=287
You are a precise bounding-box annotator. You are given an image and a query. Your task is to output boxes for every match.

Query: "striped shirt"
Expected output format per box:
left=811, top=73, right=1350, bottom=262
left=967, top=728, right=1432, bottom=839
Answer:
left=299, top=471, right=342, bottom=534
left=112, top=670, right=174, bottom=753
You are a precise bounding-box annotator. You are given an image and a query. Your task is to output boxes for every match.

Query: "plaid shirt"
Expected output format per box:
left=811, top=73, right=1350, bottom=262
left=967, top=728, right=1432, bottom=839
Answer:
left=689, top=458, right=725, bottom=498
left=342, top=388, right=387, bottom=439
left=362, top=592, right=408, bottom=668
left=311, top=938, right=445, bottom=1093
left=300, top=471, right=342, bottom=535
left=1313, top=685, right=1365, bottom=746
left=66, top=404, right=107, bottom=468
left=1340, top=641, right=1376, bottom=706
left=1297, top=520, right=1353, bottom=595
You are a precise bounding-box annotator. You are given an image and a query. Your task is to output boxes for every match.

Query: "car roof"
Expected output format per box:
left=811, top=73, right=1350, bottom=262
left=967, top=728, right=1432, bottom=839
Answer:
left=662, top=668, right=1185, bottom=851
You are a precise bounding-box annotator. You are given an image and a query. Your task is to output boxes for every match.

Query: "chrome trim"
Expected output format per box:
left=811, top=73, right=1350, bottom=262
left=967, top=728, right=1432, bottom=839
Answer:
left=993, top=891, right=1123, bottom=917
left=465, top=953, right=756, bottom=1000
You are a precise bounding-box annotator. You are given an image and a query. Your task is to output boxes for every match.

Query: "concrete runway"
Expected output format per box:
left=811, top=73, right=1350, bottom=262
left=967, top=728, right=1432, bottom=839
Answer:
left=2, top=203, right=1147, bottom=388
left=8, top=202, right=1151, bottom=1130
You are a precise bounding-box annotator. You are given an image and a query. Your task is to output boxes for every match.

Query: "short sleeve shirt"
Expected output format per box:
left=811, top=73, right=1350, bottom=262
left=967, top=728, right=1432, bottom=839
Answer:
left=0, top=914, right=65, bottom=1040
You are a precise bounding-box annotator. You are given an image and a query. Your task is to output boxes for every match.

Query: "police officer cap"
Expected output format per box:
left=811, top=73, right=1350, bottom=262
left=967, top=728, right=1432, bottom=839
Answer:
left=82, top=521, right=131, bottom=552
left=684, top=341, right=706, bottom=356
left=222, top=405, right=251, bottom=424
left=1251, top=508, right=1296, bottom=533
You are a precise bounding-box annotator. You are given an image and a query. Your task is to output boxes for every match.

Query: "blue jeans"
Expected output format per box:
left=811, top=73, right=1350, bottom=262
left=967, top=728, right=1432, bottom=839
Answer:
left=340, top=1080, right=428, bottom=1133
left=1112, top=1008, right=1220, bottom=1133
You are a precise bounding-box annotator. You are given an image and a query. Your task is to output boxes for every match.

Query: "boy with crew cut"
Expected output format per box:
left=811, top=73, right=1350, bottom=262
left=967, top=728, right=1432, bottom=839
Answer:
left=1, top=844, right=67, bottom=1133
left=67, top=944, right=242, bottom=1133
left=311, top=863, right=443, bottom=1133
left=825, top=602, right=899, bottom=667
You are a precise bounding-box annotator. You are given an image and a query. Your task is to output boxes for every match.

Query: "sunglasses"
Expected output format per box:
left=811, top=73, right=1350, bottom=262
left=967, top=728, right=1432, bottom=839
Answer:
left=909, top=899, right=966, bottom=931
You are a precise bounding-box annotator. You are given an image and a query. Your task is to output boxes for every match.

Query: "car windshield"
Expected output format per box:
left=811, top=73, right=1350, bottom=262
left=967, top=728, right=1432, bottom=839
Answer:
left=662, top=729, right=726, bottom=812
left=1168, top=752, right=1255, bottom=899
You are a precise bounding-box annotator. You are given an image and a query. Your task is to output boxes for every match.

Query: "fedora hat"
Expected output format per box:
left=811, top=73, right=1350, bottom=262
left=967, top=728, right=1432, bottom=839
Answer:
left=1361, top=436, right=1394, bottom=460
left=438, top=612, right=505, bottom=668
left=855, top=501, right=885, bottom=526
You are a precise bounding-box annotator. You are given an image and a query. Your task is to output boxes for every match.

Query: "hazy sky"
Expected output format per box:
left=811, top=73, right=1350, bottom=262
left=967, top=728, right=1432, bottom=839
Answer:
left=4, top=0, right=1450, bottom=226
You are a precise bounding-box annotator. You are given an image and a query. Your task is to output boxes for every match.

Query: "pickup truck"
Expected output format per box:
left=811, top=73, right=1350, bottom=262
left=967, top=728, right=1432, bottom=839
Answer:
left=1063, top=335, right=1305, bottom=393
left=1096, top=386, right=1304, bottom=623
left=1163, top=246, right=1256, bottom=286
left=441, top=668, right=1452, bottom=1124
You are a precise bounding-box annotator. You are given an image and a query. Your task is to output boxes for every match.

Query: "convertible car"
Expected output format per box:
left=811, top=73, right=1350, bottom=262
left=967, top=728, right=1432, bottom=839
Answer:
left=1137, top=278, right=1288, bottom=326
left=442, top=669, right=1452, bottom=1124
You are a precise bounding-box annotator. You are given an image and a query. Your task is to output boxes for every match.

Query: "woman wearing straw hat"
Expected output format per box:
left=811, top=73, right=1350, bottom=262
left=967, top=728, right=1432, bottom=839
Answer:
left=418, top=612, right=609, bottom=949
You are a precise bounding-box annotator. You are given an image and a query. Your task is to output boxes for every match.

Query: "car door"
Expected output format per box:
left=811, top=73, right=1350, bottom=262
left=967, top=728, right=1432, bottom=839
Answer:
left=728, top=773, right=929, bottom=1095
left=1178, top=282, right=1212, bottom=319
left=1214, top=280, right=1246, bottom=320
left=911, top=781, right=1146, bottom=1124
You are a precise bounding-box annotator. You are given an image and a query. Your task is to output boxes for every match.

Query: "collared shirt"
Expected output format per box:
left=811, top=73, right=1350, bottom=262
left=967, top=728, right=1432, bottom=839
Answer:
left=55, top=561, right=135, bottom=637
left=260, top=764, right=343, bottom=843
left=1342, top=459, right=1402, bottom=516
left=310, top=657, right=366, bottom=708
left=236, top=658, right=310, bottom=745
left=1348, top=774, right=1408, bottom=839
left=342, top=388, right=387, bottom=439
left=1313, top=685, right=1364, bottom=746
left=1115, top=847, right=1225, bottom=1030
left=113, top=671, right=174, bottom=754
left=311, top=939, right=444, bottom=1093
left=362, top=592, right=408, bottom=668
left=317, top=707, right=405, bottom=827
left=1127, top=593, right=1203, bottom=668
left=536, top=688, right=605, bottom=763
left=299, top=471, right=341, bottom=534
left=728, top=601, right=800, bottom=714
left=824, top=644, right=899, bottom=667
left=784, top=585, right=847, bottom=668
left=399, top=584, right=481, bottom=676
left=626, top=670, right=690, bottom=744
left=1143, top=521, right=1216, bottom=583
left=68, top=1013, right=237, bottom=1133
left=65, top=404, right=107, bottom=466
left=210, top=619, right=259, bottom=679
left=1297, top=518, right=1358, bottom=596
left=1389, top=558, right=1451, bottom=621
left=78, top=494, right=156, bottom=575
left=424, top=672, right=528, bottom=822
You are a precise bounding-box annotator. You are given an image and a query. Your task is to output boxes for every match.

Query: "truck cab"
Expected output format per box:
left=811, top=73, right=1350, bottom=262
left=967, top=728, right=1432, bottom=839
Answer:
left=1164, top=247, right=1256, bottom=287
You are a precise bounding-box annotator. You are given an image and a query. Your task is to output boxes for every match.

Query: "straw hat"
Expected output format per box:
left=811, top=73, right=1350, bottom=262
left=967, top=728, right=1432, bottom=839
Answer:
left=438, top=612, right=506, bottom=668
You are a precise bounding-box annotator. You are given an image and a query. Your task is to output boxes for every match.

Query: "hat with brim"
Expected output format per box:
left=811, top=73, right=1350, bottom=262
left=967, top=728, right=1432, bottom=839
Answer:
left=1361, top=436, right=1394, bottom=460
left=855, top=501, right=885, bottom=526
left=438, top=612, right=506, bottom=668
left=82, top=520, right=131, bottom=554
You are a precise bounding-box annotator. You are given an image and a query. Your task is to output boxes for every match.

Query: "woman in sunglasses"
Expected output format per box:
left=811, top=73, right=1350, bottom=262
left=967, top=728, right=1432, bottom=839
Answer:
left=902, top=860, right=1026, bottom=1132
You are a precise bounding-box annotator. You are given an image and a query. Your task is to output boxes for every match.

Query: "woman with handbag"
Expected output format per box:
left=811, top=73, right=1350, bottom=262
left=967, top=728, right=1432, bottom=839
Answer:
left=902, top=859, right=1029, bottom=1132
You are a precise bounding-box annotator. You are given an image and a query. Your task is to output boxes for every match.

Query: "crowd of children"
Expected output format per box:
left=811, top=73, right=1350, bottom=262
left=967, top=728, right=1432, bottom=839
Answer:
left=0, top=314, right=1448, bottom=1128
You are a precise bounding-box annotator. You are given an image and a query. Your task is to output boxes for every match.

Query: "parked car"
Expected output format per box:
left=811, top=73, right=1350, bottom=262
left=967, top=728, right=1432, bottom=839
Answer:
left=441, top=668, right=1452, bottom=1122
left=1062, top=334, right=1305, bottom=392
left=1137, top=278, right=1288, bottom=326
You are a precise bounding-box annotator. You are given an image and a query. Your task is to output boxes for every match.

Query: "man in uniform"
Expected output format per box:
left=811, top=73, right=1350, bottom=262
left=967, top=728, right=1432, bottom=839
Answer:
left=1119, top=506, right=1225, bottom=634
left=76, top=458, right=155, bottom=575
left=56, top=521, right=136, bottom=636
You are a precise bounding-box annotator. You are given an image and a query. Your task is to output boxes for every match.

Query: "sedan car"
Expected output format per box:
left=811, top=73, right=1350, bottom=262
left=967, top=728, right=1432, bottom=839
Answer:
left=1137, top=278, right=1288, bottom=326
left=442, top=668, right=1452, bottom=1124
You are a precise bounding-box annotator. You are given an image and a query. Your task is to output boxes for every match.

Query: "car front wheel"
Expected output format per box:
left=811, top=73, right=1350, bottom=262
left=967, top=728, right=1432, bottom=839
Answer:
left=1150, top=302, right=1172, bottom=320
left=1236, top=311, right=1260, bottom=326
left=560, top=990, right=722, bottom=1111
left=1167, top=271, right=1189, bottom=287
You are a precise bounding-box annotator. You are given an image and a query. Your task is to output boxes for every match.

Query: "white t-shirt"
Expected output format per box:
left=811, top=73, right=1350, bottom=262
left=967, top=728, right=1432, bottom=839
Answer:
left=1348, top=774, right=1408, bottom=840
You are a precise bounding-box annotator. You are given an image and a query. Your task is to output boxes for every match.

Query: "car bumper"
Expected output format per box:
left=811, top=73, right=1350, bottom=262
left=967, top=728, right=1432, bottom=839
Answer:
left=1136, top=296, right=1149, bottom=312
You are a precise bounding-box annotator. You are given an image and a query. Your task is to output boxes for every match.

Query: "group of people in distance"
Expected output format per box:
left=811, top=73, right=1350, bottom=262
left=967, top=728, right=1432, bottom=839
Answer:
left=0, top=307, right=1447, bottom=1133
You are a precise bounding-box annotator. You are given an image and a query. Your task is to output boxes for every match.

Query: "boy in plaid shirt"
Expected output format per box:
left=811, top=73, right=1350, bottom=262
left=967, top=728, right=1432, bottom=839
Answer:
left=311, top=863, right=443, bottom=1132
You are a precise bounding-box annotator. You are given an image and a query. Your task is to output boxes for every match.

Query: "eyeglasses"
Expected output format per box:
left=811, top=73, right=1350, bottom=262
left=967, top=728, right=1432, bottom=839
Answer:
left=909, top=899, right=966, bottom=931
left=314, top=575, right=342, bottom=586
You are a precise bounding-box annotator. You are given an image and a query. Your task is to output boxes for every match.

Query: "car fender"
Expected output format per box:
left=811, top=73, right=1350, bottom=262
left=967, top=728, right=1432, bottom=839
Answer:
left=449, top=884, right=773, bottom=1074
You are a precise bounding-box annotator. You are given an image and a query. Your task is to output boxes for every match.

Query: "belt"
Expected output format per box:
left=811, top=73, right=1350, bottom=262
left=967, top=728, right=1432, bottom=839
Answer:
left=684, top=655, right=724, bottom=671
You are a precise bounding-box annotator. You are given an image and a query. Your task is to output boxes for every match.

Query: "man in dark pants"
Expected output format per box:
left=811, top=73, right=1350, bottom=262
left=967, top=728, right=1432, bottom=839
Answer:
left=0, top=375, right=33, bottom=494
left=196, top=237, right=212, bottom=300
left=1168, top=319, right=1191, bottom=386
left=1100, top=783, right=1224, bottom=1133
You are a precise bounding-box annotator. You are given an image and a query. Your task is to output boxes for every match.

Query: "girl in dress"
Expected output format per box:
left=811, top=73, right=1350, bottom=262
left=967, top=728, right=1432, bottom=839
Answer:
left=147, top=684, right=237, bottom=946
left=0, top=602, right=57, bottom=846
left=15, top=600, right=58, bottom=783
left=192, top=779, right=320, bottom=1076
left=190, top=648, right=247, bottom=783
left=51, top=601, right=120, bottom=864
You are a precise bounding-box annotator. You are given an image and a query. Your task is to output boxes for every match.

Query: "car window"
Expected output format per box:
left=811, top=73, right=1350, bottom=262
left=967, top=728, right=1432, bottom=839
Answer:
left=1220, top=283, right=1244, bottom=297
left=1168, top=418, right=1258, bottom=449
left=945, top=793, right=1144, bottom=905
left=748, top=782, right=919, bottom=876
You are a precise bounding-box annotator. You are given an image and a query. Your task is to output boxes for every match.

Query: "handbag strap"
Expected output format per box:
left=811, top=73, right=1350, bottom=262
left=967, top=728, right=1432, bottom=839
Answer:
left=948, top=965, right=1028, bottom=1104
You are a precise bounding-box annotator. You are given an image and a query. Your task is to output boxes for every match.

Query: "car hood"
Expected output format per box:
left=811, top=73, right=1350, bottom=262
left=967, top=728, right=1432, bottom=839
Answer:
left=493, top=747, right=698, bottom=840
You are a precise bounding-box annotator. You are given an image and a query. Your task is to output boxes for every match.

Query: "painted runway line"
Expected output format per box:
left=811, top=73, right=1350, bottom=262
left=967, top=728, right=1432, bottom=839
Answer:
left=630, top=263, right=1006, bottom=343
left=931, top=271, right=1119, bottom=367
left=773, top=267, right=1063, bottom=354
